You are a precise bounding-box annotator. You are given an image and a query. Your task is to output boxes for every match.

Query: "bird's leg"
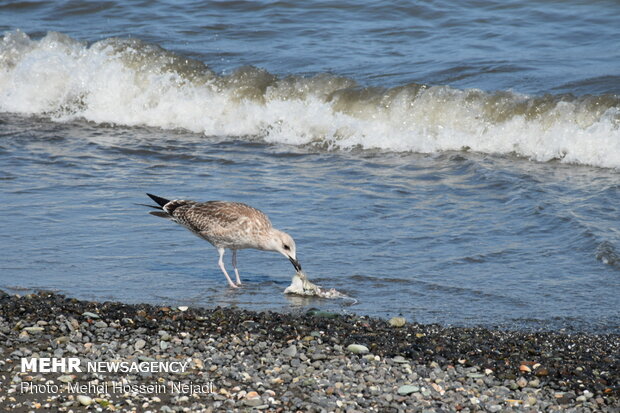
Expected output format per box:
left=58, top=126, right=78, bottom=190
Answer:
left=217, top=248, right=238, bottom=289
left=231, top=249, right=242, bottom=286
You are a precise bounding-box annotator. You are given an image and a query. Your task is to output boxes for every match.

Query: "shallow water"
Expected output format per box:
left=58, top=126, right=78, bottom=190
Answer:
left=1, top=1, right=619, bottom=332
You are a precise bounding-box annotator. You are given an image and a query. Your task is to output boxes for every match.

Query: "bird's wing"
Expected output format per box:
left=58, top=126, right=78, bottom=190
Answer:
left=176, top=201, right=272, bottom=237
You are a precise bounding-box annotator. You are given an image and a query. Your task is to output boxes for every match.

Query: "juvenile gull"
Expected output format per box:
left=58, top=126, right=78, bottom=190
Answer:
left=143, top=193, right=302, bottom=288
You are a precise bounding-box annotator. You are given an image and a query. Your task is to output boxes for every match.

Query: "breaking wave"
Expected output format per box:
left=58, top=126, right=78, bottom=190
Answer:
left=1, top=30, right=619, bottom=168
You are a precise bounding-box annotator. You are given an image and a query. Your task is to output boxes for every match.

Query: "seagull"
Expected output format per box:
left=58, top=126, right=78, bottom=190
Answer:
left=142, top=193, right=302, bottom=288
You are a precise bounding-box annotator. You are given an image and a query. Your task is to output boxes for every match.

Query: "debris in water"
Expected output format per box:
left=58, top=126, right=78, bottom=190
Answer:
left=284, top=270, right=351, bottom=300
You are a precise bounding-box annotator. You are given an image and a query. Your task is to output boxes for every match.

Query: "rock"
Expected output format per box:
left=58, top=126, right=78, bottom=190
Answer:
left=244, top=397, right=263, bottom=407
left=535, top=367, right=549, bottom=376
left=76, top=395, right=92, bottom=406
left=94, top=321, right=108, bottom=328
left=23, top=327, right=44, bottom=333
left=282, top=345, right=297, bottom=357
left=57, top=375, right=74, bottom=383
left=388, top=317, right=406, bottom=327
left=178, top=306, right=188, bottom=312
left=135, top=339, right=146, bottom=350
left=397, top=385, right=419, bottom=395
left=516, top=377, right=528, bottom=388
left=82, top=312, right=100, bottom=319
left=556, top=393, right=575, bottom=405
left=192, top=358, right=204, bottom=369
left=346, top=344, right=369, bottom=354
left=95, top=399, right=110, bottom=408
left=392, top=356, right=408, bottom=363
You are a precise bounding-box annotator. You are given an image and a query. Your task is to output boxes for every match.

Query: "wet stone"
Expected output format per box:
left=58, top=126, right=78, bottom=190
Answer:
left=389, top=317, right=406, bottom=327
left=397, top=385, right=420, bottom=395
left=82, top=312, right=100, bottom=319
left=346, top=344, right=369, bottom=354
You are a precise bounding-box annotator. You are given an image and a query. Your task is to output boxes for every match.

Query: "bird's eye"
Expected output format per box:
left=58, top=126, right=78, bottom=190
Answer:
left=283, top=245, right=290, bottom=251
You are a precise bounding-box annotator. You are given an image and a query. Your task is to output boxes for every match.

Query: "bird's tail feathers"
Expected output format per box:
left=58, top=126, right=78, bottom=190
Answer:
left=146, top=193, right=171, bottom=208
left=140, top=194, right=173, bottom=219
left=143, top=193, right=189, bottom=218
left=136, top=203, right=162, bottom=210
left=149, top=211, right=170, bottom=218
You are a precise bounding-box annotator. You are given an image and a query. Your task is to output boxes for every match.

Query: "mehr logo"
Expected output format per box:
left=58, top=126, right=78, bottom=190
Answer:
left=21, top=357, right=190, bottom=373
left=21, top=358, right=82, bottom=373
left=19, top=358, right=211, bottom=396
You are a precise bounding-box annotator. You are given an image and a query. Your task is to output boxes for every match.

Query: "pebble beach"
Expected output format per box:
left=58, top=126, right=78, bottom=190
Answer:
left=0, top=290, right=617, bottom=412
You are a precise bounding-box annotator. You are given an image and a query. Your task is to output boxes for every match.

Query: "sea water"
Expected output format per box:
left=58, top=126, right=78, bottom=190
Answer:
left=1, top=0, right=619, bottom=332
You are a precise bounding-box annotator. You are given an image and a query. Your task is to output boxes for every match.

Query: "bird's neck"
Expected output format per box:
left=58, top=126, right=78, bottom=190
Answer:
left=259, top=228, right=282, bottom=252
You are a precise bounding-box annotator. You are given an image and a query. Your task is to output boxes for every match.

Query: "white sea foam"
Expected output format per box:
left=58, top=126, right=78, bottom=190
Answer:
left=1, top=30, right=619, bottom=168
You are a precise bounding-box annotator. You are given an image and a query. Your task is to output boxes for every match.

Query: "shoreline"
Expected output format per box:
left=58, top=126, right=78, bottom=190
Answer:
left=0, top=290, right=617, bottom=412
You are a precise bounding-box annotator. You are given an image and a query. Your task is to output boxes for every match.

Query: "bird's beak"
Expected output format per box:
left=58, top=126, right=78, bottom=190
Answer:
left=288, top=256, right=302, bottom=272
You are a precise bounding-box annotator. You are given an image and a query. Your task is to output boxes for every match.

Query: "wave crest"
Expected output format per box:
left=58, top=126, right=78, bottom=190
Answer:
left=1, top=30, right=619, bottom=167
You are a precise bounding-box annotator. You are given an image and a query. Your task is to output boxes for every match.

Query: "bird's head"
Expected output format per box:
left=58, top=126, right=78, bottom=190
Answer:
left=267, top=229, right=302, bottom=272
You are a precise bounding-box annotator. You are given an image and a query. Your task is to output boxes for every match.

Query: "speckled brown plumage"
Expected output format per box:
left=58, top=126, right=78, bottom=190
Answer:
left=144, top=193, right=301, bottom=288
left=164, top=200, right=273, bottom=250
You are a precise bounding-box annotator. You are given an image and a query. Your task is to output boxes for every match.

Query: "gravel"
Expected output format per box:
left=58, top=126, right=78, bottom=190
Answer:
left=0, top=290, right=617, bottom=412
